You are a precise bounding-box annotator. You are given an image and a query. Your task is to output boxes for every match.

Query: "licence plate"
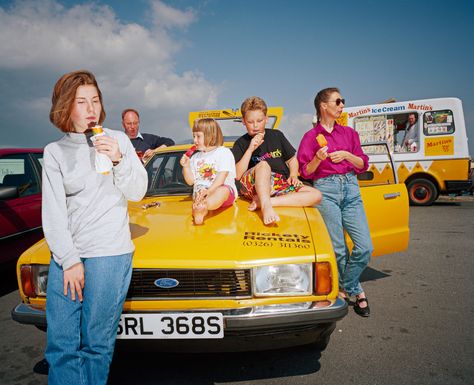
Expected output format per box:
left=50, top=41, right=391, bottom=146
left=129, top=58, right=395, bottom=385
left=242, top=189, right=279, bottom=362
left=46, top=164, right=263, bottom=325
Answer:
left=116, top=313, right=224, bottom=339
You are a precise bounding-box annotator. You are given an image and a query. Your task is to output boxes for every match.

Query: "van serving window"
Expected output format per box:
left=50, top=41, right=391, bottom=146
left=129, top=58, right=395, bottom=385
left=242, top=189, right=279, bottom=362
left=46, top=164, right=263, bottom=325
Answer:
left=423, top=110, right=455, bottom=136
left=353, top=112, right=420, bottom=154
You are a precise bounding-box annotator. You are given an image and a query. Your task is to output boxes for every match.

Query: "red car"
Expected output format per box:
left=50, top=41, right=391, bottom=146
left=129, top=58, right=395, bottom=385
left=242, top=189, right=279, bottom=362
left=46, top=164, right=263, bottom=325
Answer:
left=0, top=148, right=43, bottom=268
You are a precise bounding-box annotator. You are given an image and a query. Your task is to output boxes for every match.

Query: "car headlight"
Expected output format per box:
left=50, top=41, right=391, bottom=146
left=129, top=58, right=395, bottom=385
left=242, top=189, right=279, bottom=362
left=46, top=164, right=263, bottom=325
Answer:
left=253, top=263, right=312, bottom=296
left=20, top=264, right=49, bottom=297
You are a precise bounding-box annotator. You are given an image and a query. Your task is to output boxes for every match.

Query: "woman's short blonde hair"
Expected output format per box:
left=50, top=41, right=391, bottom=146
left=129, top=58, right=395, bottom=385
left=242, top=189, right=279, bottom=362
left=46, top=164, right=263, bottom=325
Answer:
left=192, top=118, right=224, bottom=146
left=50, top=70, right=106, bottom=133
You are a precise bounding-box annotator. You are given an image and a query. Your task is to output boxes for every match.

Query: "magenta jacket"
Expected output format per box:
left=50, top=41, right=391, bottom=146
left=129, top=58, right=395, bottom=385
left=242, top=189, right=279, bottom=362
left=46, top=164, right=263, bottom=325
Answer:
left=297, top=122, right=369, bottom=180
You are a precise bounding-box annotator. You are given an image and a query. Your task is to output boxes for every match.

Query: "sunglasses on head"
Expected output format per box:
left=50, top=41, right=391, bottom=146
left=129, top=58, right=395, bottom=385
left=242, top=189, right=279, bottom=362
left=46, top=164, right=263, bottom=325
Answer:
left=327, top=98, right=345, bottom=106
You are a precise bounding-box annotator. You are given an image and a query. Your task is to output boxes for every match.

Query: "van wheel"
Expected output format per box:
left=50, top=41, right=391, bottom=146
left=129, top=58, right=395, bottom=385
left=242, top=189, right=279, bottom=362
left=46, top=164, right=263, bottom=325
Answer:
left=407, top=179, right=438, bottom=206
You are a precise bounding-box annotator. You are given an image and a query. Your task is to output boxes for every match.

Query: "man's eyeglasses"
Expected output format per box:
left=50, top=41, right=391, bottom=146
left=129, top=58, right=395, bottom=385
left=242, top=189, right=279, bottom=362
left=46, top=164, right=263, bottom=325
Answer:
left=327, top=98, right=345, bottom=106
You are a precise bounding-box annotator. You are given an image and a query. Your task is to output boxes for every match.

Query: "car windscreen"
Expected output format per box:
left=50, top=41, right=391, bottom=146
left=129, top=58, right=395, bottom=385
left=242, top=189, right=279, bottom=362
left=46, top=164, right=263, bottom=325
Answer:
left=145, top=151, right=193, bottom=196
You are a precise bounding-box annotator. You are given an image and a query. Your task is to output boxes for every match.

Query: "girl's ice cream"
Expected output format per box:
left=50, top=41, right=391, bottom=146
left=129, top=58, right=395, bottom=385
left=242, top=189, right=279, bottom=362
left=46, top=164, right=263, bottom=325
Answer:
left=185, top=145, right=197, bottom=157
left=91, top=125, right=113, bottom=174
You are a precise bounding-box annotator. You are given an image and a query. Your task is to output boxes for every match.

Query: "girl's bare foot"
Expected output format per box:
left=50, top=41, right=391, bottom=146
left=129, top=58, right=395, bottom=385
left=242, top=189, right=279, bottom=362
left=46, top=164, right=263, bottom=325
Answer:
left=194, top=189, right=206, bottom=204
left=192, top=201, right=208, bottom=225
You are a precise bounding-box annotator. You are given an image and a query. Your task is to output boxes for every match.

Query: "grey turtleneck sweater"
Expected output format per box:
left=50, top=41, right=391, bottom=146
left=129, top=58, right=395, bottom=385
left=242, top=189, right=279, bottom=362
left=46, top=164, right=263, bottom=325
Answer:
left=42, top=128, right=148, bottom=270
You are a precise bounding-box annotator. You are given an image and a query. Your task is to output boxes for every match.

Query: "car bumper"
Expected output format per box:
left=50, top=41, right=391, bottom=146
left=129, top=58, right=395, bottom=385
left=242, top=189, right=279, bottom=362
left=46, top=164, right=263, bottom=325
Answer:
left=11, top=303, right=48, bottom=328
left=12, top=298, right=348, bottom=350
left=12, top=298, right=347, bottom=329
left=223, top=298, right=347, bottom=333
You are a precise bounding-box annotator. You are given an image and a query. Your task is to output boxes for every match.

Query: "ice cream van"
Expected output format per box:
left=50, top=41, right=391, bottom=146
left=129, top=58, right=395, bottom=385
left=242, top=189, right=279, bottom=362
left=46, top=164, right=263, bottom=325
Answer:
left=338, top=97, right=472, bottom=205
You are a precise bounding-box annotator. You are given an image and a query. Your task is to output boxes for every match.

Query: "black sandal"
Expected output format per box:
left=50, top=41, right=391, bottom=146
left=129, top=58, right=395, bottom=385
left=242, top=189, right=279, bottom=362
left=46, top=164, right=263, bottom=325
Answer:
left=354, top=297, right=370, bottom=317
left=339, top=291, right=350, bottom=304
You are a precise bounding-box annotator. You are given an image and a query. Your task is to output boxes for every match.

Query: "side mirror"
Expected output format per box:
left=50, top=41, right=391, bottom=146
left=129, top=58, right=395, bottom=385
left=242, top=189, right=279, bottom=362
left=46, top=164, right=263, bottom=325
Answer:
left=0, top=186, right=19, bottom=200
left=357, top=171, right=374, bottom=181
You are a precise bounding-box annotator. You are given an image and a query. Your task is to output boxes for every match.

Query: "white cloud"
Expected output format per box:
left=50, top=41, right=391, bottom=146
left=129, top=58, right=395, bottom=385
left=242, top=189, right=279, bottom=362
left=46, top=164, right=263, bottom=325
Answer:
left=281, top=113, right=315, bottom=148
left=151, top=0, right=196, bottom=30
left=0, top=0, right=219, bottom=145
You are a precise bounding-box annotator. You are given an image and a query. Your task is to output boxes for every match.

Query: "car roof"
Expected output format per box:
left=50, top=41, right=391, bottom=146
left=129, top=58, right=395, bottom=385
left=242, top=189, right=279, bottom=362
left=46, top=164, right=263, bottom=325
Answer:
left=151, top=140, right=235, bottom=156
left=153, top=106, right=284, bottom=157
left=188, top=107, right=284, bottom=130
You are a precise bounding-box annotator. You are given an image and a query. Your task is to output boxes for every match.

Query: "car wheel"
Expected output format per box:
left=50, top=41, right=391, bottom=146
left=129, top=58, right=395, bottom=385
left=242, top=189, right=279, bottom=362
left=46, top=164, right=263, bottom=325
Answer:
left=407, top=178, right=438, bottom=206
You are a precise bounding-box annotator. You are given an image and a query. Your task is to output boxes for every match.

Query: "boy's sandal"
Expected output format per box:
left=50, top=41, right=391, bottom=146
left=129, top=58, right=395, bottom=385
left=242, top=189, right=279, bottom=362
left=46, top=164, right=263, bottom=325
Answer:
left=354, top=297, right=370, bottom=317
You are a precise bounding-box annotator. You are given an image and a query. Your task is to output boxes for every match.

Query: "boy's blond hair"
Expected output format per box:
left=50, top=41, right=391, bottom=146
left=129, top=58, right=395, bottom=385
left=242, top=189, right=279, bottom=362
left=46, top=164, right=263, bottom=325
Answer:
left=240, top=96, right=268, bottom=118
left=192, top=118, right=224, bottom=146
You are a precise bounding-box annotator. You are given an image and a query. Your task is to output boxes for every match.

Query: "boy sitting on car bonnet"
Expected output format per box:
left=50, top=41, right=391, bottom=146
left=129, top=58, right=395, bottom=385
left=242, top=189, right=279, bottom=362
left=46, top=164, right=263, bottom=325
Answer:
left=231, top=96, right=321, bottom=225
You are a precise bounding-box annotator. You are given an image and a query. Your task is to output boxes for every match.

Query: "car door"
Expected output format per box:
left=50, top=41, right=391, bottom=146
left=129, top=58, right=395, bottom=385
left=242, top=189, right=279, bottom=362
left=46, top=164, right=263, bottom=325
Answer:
left=349, top=143, right=410, bottom=257
left=360, top=181, right=409, bottom=257
left=0, top=151, right=43, bottom=265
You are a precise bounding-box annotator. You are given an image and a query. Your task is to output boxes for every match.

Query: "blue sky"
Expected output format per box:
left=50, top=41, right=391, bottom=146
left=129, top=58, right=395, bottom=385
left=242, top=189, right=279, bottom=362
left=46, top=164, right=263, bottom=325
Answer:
left=1, top=0, right=473, bottom=156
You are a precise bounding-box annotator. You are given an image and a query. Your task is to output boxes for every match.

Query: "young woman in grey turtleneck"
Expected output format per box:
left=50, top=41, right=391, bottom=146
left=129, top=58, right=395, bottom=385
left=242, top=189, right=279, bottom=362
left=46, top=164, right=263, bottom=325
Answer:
left=43, top=70, right=147, bottom=385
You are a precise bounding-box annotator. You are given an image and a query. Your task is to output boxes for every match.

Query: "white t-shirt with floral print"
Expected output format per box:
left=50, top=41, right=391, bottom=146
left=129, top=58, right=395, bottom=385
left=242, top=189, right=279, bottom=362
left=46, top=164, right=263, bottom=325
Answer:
left=190, top=146, right=237, bottom=201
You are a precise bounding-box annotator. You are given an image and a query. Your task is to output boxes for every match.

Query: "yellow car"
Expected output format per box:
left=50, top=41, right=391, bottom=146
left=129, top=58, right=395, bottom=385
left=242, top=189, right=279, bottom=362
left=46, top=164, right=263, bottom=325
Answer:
left=12, top=110, right=409, bottom=352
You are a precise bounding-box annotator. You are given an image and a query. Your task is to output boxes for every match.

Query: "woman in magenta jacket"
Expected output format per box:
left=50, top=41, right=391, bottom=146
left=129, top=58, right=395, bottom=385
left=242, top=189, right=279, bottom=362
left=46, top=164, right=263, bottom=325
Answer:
left=297, top=87, right=372, bottom=317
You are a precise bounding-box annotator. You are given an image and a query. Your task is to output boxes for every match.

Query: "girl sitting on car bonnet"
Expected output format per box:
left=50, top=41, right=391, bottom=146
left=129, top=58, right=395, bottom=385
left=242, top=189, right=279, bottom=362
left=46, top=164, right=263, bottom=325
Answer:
left=180, top=118, right=238, bottom=225
left=43, top=70, right=147, bottom=384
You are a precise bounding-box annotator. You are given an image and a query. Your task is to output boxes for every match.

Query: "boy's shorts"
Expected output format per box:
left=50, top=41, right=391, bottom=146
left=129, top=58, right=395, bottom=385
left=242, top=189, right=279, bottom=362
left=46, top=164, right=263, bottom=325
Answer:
left=238, top=166, right=302, bottom=200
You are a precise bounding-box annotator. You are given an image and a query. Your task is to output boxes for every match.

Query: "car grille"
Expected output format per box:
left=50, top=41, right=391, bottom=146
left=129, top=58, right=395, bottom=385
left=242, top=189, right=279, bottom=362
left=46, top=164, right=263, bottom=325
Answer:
left=127, top=269, right=252, bottom=299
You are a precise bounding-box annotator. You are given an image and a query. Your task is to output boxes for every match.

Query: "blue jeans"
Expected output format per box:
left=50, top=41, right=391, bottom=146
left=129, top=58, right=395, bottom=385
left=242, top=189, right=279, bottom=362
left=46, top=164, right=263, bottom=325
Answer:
left=314, top=172, right=373, bottom=296
left=45, top=253, right=132, bottom=385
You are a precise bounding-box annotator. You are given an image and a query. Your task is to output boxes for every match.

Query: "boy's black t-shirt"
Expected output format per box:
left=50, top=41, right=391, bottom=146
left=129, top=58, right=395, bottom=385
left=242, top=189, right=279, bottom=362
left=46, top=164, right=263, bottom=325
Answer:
left=231, top=129, right=296, bottom=179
